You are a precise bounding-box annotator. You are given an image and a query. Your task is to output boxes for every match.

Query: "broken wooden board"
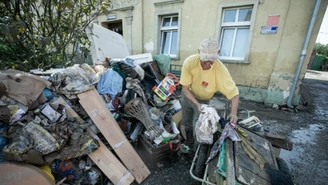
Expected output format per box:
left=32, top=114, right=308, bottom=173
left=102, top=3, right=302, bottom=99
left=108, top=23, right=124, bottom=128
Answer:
left=234, top=128, right=277, bottom=185
left=207, top=146, right=220, bottom=183
left=260, top=133, right=293, bottom=151
left=239, top=126, right=293, bottom=151
left=87, top=128, right=135, bottom=185
left=226, top=139, right=235, bottom=185
left=78, top=89, right=150, bottom=183
left=53, top=98, right=134, bottom=185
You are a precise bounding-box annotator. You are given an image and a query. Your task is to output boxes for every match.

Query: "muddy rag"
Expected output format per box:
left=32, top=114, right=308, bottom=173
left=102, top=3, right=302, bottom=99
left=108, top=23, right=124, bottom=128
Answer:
left=125, top=77, right=147, bottom=103
left=195, top=104, right=220, bottom=144
left=206, top=123, right=241, bottom=164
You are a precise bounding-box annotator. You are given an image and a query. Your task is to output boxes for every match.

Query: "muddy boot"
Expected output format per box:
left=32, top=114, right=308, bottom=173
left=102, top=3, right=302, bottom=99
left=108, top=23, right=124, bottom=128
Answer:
left=179, top=127, right=195, bottom=155
left=185, top=128, right=195, bottom=147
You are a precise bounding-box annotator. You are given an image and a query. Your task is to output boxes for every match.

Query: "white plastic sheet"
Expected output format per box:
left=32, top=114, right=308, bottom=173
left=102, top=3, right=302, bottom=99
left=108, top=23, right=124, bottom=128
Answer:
left=195, top=104, right=220, bottom=144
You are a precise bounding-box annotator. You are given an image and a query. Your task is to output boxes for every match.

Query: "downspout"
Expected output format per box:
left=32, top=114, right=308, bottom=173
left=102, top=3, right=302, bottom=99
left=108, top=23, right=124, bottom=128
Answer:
left=287, top=0, right=321, bottom=108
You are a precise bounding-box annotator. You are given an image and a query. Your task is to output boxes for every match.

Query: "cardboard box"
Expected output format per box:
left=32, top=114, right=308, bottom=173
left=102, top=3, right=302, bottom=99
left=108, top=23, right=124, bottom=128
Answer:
left=172, top=110, right=182, bottom=127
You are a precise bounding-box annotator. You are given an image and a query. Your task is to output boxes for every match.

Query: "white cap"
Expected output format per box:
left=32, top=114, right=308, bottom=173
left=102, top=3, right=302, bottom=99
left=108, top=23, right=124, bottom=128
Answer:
left=199, top=38, right=219, bottom=61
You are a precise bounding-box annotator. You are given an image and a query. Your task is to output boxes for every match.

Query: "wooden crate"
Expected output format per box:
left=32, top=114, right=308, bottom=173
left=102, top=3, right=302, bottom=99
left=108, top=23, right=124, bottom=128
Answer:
left=139, top=134, right=173, bottom=161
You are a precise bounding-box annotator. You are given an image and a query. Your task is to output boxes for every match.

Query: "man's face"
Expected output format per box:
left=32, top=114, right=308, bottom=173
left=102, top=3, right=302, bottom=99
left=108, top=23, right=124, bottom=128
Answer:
left=201, top=60, right=214, bottom=70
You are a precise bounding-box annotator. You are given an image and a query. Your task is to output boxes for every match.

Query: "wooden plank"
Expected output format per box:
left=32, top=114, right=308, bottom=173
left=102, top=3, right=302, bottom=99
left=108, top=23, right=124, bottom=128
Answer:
left=78, top=89, right=150, bottom=183
left=243, top=127, right=293, bottom=151
left=262, top=133, right=293, bottom=151
left=51, top=98, right=134, bottom=185
left=225, top=139, right=235, bottom=185
left=87, top=128, right=135, bottom=185
left=207, top=149, right=219, bottom=183
left=234, top=128, right=277, bottom=185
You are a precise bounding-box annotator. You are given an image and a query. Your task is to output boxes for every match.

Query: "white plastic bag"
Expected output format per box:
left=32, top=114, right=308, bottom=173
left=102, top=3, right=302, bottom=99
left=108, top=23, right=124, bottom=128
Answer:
left=195, top=104, right=220, bottom=144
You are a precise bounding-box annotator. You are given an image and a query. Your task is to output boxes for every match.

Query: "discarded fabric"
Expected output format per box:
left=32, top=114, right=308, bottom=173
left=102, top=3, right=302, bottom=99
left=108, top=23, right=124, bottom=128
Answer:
left=206, top=123, right=241, bottom=163
left=195, top=104, right=220, bottom=144
left=97, top=69, right=123, bottom=99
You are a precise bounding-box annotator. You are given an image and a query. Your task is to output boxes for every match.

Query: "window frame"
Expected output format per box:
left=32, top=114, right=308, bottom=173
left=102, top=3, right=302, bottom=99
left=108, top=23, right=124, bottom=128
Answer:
left=155, top=9, right=181, bottom=60
left=215, top=2, right=258, bottom=64
left=160, top=15, right=179, bottom=57
left=219, top=26, right=250, bottom=61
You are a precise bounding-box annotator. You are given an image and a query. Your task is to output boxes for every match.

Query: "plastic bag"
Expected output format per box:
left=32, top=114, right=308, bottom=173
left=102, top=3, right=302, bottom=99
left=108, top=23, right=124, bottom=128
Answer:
left=49, top=64, right=99, bottom=96
left=153, top=55, right=171, bottom=75
left=2, top=135, right=32, bottom=155
left=96, top=69, right=123, bottom=99
left=24, top=122, right=60, bottom=155
left=82, top=167, right=101, bottom=185
left=195, top=105, right=220, bottom=144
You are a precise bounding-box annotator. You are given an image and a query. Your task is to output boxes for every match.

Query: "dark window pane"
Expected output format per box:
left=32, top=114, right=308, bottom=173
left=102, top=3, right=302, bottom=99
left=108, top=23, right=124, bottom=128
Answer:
left=162, top=17, right=171, bottom=27
left=171, top=17, right=178, bottom=26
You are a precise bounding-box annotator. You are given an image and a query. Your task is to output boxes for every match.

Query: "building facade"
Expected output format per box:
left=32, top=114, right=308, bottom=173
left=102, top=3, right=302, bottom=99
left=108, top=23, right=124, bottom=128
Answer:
left=96, top=0, right=328, bottom=105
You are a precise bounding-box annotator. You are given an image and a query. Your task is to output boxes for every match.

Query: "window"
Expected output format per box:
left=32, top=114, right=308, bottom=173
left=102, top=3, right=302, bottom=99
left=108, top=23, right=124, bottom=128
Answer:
left=160, top=15, right=179, bottom=58
left=107, top=21, right=123, bottom=36
left=219, top=7, right=253, bottom=61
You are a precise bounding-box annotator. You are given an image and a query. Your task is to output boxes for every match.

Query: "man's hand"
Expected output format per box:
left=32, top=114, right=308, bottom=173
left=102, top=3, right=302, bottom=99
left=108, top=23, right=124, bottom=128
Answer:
left=228, top=114, right=238, bottom=124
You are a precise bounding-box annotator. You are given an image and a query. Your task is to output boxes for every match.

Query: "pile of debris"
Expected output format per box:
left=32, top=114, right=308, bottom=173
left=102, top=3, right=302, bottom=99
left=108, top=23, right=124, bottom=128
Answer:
left=0, top=54, right=183, bottom=185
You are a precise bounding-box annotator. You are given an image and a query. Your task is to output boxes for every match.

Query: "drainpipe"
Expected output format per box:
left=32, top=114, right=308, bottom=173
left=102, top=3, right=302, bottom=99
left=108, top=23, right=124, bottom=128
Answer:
left=287, top=0, right=321, bottom=108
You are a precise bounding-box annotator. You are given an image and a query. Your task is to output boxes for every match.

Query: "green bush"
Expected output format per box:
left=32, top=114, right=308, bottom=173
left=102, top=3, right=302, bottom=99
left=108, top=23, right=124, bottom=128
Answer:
left=314, top=43, right=328, bottom=57
left=0, top=0, right=111, bottom=71
left=321, top=56, right=328, bottom=71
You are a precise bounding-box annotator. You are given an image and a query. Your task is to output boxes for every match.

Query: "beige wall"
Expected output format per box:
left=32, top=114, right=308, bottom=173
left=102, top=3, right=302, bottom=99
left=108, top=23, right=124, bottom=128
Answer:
left=95, top=0, right=328, bottom=105
left=265, top=0, right=328, bottom=104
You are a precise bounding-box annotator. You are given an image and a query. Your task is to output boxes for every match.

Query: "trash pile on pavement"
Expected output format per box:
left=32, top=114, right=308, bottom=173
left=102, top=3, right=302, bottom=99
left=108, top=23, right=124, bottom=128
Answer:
left=0, top=54, right=183, bottom=185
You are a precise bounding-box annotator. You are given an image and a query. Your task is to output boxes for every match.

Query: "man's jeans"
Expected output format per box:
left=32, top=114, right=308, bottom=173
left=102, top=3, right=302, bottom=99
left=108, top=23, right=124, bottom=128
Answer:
left=180, top=93, right=209, bottom=146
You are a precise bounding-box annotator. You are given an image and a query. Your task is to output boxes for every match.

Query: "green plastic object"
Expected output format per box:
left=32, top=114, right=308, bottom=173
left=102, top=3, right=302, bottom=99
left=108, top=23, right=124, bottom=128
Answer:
left=217, top=141, right=227, bottom=177
left=153, top=55, right=171, bottom=75
left=311, top=55, right=324, bottom=70
left=216, top=141, right=242, bottom=185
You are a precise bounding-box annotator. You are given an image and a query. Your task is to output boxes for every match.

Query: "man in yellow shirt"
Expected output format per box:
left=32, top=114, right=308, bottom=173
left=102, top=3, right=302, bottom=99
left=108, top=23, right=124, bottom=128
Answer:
left=180, top=38, right=239, bottom=147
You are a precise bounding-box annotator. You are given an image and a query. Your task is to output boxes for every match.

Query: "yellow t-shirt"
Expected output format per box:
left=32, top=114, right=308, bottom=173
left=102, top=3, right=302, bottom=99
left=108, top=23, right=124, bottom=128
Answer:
left=180, top=54, right=239, bottom=100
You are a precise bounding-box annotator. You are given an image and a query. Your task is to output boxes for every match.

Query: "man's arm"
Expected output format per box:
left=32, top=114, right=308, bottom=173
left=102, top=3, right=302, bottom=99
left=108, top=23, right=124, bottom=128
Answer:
left=182, top=86, right=202, bottom=113
left=229, top=94, right=239, bottom=124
